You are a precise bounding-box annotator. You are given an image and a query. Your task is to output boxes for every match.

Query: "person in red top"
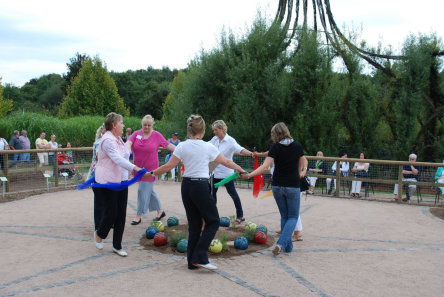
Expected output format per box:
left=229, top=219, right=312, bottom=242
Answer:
left=126, top=114, right=176, bottom=225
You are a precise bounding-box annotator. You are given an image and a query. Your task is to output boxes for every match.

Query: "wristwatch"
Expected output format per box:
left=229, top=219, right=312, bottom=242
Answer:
left=150, top=171, right=154, bottom=175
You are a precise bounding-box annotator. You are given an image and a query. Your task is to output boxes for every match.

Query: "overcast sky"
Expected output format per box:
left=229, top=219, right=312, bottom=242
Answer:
left=0, top=0, right=443, bottom=87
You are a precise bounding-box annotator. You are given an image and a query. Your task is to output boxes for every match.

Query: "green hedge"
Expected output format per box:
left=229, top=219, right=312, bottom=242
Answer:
left=0, top=112, right=173, bottom=147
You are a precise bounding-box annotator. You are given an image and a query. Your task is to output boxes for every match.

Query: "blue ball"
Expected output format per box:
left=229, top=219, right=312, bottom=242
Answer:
left=234, top=236, right=249, bottom=250
left=145, top=226, right=159, bottom=239
left=219, top=217, right=230, bottom=227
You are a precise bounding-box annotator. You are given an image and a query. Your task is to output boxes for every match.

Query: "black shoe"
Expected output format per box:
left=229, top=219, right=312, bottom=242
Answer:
left=155, top=211, right=166, bottom=221
left=131, top=218, right=141, bottom=225
left=327, top=189, right=332, bottom=195
left=188, top=265, right=199, bottom=270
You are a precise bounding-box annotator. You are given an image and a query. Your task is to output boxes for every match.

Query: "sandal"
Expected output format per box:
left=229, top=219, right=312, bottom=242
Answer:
left=292, top=235, right=303, bottom=242
left=235, top=217, right=245, bottom=224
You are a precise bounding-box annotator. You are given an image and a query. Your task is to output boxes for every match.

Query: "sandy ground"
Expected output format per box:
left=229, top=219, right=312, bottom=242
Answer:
left=1, top=181, right=444, bottom=297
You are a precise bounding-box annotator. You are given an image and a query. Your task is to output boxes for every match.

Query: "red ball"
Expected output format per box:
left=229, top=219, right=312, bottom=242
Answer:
left=153, top=232, right=168, bottom=246
left=254, top=231, right=267, bottom=244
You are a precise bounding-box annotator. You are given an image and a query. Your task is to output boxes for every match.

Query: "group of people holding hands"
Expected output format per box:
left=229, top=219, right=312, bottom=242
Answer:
left=90, top=112, right=306, bottom=270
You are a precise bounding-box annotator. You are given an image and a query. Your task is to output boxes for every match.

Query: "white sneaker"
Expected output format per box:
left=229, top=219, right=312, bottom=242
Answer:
left=193, top=262, right=217, bottom=270
left=94, top=231, right=103, bottom=250
left=272, top=244, right=282, bottom=255
left=113, top=248, right=128, bottom=257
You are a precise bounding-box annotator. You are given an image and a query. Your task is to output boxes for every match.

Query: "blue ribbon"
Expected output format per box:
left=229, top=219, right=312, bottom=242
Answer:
left=76, top=168, right=148, bottom=191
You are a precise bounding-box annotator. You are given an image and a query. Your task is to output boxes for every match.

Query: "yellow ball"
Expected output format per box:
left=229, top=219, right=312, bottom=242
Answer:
left=208, top=239, right=223, bottom=253
left=245, top=222, right=257, bottom=232
left=152, top=220, right=164, bottom=232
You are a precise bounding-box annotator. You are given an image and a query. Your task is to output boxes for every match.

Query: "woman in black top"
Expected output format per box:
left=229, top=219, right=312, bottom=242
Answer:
left=241, top=122, right=307, bottom=255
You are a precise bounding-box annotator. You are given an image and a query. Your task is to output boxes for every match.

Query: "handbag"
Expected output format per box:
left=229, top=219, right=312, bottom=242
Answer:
left=300, top=176, right=310, bottom=192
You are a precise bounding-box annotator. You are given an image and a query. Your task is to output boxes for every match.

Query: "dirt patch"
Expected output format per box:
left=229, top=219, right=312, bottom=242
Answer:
left=139, top=223, right=275, bottom=258
left=430, top=207, right=444, bottom=220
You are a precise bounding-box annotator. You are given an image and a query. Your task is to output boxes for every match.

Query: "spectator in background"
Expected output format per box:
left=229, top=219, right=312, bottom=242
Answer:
left=36, top=132, right=51, bottom=168
left=48, top=134, right=58, bottom=166
left=122, top=127, right=132, bottom=143
left=162, top=132, right=181, bottom=181
left=9, top=130, right=23, bottom=161
left=66, top=142, right=74, bottom=162
left=0, top=132, right=9, bottom=170
left=435, top=160, right=444, bottom=196
left=306, top=151, right=328, bottom=194
left=326, top=152, right=349, bottom=196
left=350, top=152, right=370, bottom=198
left=19, top=130, right=31, bottom=161
left=393, top=153, right=420, bottom=202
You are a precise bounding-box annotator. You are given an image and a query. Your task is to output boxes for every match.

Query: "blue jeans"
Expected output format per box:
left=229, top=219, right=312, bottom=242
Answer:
left=272, top=186, right=300, bottom=253
left=20, top=153, right=30, bottom=161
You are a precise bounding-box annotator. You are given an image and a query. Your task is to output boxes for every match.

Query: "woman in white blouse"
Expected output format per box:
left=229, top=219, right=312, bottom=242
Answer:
left=351, top=152, right=369, bottom=198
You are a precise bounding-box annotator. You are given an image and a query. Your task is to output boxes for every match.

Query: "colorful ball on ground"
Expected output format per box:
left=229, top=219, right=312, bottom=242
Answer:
left=254, top=231, right=267, bottom=244
left=145, top=226, right=159, bottom=239
left=177, top=238, right=188, bottom=253
left=219, top=217, right=230, bottom=227
left=153, top=232, right=168, bottom=246
left=208, top=239, right=223, bottom=253
left=256, top=224, right=268, bottom=234
left=167, top=216, right=179, bottom=227
left=234, top=236, right=249, bottom=250
left=245, top=222, right=257, bottom=232
left=151, top=220, right=164, bottom=232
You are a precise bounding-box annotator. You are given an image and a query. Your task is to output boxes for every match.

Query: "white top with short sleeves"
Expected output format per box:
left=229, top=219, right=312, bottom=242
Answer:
left=173, top=139, right=220, bottom=179
left=209, top=134, right=244, bottom=179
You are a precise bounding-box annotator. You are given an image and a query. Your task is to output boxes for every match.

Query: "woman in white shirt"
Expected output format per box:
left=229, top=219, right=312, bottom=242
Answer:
left=351, top=152, right=369, bottom=198
left=147, top=115, right=245, bottom=271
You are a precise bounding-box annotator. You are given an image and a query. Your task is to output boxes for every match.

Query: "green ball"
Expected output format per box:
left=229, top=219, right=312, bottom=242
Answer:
left=167, top=216, right=179, bottom=227
left=245, top=222, right=257, bottom=232
left=208, top=239, right=223, bottom=253
left=151, top=220, right=164, bottom=232
left=256, top=224, right=268, bottom=234
left=177, top=238, right=188, bottom=253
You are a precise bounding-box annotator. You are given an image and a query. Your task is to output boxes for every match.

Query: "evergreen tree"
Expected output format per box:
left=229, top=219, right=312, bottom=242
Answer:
left=58, top=57, right=129, bottom=118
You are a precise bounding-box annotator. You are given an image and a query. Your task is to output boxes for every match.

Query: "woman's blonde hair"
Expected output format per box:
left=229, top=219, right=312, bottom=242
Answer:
left=142, top=114, right=154, bottom=125
left=104, top=112, right=123, bottom=131
left=211, top=120, right=227, bottom=133
left=95, top=124, right=105, bottom=140
left=271, top=122, right=292, bottom=143
left=187, top=114, right=205, bottom=137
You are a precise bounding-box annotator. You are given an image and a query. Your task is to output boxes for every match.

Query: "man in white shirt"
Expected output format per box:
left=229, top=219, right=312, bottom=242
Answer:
left=209, top=120, right=254, bottom=224
left=35, top=132, right=51, bottom=168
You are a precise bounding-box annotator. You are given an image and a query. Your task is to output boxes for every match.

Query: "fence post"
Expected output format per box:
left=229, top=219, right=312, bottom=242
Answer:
left=397, top=165, right=403, bottom=202
left=335, top=164, right=341, bottom=197
left=4, top=152, right=9, bottom=192
left=54, top=149, right=59, bottom=187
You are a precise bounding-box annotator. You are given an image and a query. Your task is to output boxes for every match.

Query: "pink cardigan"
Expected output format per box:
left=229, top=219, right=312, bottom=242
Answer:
left=95, top=131, right=133, bottom=184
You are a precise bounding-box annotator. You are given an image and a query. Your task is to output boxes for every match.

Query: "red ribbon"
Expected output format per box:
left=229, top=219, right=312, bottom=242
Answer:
left=253, top=155, right=264, bottom=198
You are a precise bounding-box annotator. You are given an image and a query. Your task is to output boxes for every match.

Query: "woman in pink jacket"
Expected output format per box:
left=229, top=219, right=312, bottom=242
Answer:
left=93, top=112, right=145, bottom=257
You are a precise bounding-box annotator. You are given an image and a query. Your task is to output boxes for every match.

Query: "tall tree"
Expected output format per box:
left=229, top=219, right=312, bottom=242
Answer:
left=58, top=57, right=129, bottom=118
left=0, top=79, right=13, bottom=118
left=63, top=52, right=89, bottom=89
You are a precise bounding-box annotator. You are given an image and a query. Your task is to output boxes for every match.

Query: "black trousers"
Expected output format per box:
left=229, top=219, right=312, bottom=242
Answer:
left=181, top=179, right=219, bottom=266
left=93, top=187, right=128, bottom=250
